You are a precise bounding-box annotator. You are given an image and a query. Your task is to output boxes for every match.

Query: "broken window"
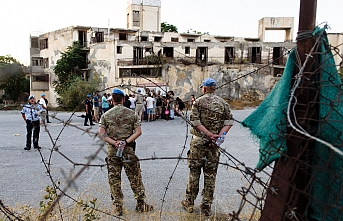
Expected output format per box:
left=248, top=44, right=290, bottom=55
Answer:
left=119, top=33, right=127, bottom=41
left=96, top=32, right=104, bottom=43
left=31, top=37, right=38, bottom=48
left=204, top=39, right=211, bottom=42
left=133, top=47, right=143, bottom=65
left=78, top=31, right=87, bottom=47
left=187, top=38, right=195, bottom=42
left=32, top=58, right=43, bottom=66
left=119, top=68, right=162, bottom=78
left=225, top=47, right=235, bottom=64
left=117, top=46, right=123, bottom=54
left=196, top=47, right=208, bottom=66
left=163, top=47, right=174, bottom=58
left=133, top=10, right=140, bottom=26
left=145, top=47, right=152, bottom=53
left=185, top=47, right=190, bottom=55
left=171, top=37, right=178, bottom=42
left=32, top=74, right=49, bottom=82
left=43, top=58, right=49, bottom=68
left=154, top=36, right=162, bottom=42
left=141, top=36, right=148, bottom=41
left=40, top=39, right=48, bottom=50
left=272, top=47, right=284, bottom=65
left=248, top=47, right=261, bottom=64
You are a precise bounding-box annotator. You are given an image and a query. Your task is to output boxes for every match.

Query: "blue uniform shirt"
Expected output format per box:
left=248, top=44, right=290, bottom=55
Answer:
left=21, top=103, right=44, bottom=121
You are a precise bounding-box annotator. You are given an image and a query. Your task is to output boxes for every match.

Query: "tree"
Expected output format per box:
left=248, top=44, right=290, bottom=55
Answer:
left=58, top=77, right=100, bottom=111
left=53, top=41, right=85, bottom=96
left=161, top=22, right=178, bottom=33
left=0, top=55, right=29, bottom=101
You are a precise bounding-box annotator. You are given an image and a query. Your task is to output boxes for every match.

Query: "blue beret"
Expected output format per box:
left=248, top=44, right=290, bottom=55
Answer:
left=200, top=78, right=216, bottom=88
left=112, top=88, right=125, bottom=96
left=87, top=94, right=91, bottom=98
left=41, top=93, right=45, bottom=97
left=138, top=89, right=141, bottom=92
left=28, top=95, right=35, bottom=100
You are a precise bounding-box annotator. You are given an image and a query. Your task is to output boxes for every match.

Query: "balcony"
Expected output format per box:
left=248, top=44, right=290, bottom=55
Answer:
left=117, top=55, right=163, bottom=66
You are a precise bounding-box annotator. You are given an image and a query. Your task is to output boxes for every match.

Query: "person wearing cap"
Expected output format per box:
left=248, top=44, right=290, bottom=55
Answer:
left=21, top=95, right=44, bottom=150
left=181, top=78, right=233, bottom=216
left=135, top=89, right=144, bottom=120
left=99, top=88, right=153, bottom=216
left=84, top=94, right=95, bottom=126
left=38, top=94, right=50, bottom=124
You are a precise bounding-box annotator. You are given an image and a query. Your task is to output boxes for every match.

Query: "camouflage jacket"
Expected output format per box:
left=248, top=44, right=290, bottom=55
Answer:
left=99, top=104, right=141, bottom=142
left=190, top=93, right=233, bottom=137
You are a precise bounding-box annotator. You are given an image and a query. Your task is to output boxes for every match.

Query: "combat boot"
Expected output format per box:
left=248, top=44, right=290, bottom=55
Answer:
left=136, top=200, right=154, bottom=212
left=200, top=203, right=211, bottom=216
left=181, top=200, right=194, bottom=213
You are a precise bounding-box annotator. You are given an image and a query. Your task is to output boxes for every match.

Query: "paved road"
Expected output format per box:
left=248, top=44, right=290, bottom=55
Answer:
left=0, top=108, right=265, bottom=220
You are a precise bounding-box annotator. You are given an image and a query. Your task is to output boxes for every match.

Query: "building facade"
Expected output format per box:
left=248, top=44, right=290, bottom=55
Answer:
left=29, top=0, right=303, bottom=107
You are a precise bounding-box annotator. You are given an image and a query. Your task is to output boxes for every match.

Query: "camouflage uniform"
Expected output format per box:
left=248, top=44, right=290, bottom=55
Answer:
left=185, top=93, right=233, bottom=209
left=99, top=104, right=146, bottom=206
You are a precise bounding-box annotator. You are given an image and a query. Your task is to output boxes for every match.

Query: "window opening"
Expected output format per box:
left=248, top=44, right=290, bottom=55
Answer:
left=185, top=47, right=190, bottom=55
left=163, top=47, right=174, bottom=58
left=225, top=47, right=235, bottom=64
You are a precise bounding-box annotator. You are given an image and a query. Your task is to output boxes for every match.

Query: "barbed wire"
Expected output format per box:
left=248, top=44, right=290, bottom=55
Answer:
left=2, top=28, right=343, bottom=221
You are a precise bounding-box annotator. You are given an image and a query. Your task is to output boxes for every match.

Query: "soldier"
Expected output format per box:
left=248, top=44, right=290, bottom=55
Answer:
left=21, top=95, right=44, bottom=150
left=181, top=78, right=233, bottom=216
left=84, top=94, right=95, bottom=126
left=98, top=88, right=153, bottom=216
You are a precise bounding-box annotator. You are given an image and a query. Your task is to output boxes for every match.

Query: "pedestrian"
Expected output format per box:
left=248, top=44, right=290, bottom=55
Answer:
left=98, top=88, right=153, bottom=216
left=124, top=94, right=131, bottom=108
left=38, top=93, right=47, bottom=125
left=175, top=97, right=185, bottom=115
left=129, top=94, right=136, bottom=110
left=43, top=95, right=51, bottom=123
left=84, top=94, right=95, bottom=126
left=93, top=91, right=100, bottom=123
left=181, top=78, right=233, bottom=216
left=135, top=89, right=144, bottom=120
left=145, top=94, right=154, bottom=122
left=155, top=91, right=162, bottom=119
left=107, top=93, right=114, bottom=109
left=167, top=90, right=175, bottom=120
left=102, top=93, right=109, bottom=113
left=21, top=95, right=44, bottom=150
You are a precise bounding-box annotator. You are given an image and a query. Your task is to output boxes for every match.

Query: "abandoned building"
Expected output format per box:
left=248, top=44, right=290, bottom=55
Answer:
left=29, top=0, right=342, bottom=107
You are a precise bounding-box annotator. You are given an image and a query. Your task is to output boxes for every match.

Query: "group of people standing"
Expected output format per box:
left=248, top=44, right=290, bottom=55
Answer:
left=124, top=89, right=188, bottom=122
left=97, top=78, right=233, bottom=217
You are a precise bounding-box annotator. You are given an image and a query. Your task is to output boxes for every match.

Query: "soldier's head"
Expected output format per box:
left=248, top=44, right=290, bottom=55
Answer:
left=41, top=93, right=46, bottom=98
left=200, top=78, right=216, bottom=94
left=111, top=88, right=125, bottom=104
left=87, top=94, right=92, bottom=99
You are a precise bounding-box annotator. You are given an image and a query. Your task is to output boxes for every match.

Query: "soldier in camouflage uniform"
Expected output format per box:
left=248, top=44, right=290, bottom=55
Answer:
left=181, top=78, right=233, bottom=216
left=99, top=88, right=153, bottom=216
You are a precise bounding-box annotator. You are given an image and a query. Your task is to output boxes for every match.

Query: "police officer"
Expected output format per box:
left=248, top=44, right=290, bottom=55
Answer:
left=21, top=95, right=44, bottom=150
left=181, top=78, right=233, bottom=216
left=84, top=94, right=95, bottom=126
left=98, top=88, right=153, bottom=216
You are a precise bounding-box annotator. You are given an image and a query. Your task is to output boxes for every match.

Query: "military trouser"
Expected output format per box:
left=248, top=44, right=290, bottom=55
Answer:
left=106, top=146, right=146, bottom=205
left=186, top=136, right=220, bottom=206
left=135, top=104, right=144, bottom=120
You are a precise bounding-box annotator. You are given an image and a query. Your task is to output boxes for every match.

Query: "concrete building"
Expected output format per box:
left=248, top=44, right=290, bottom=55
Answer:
left=29, top=0, right=300, bottom=107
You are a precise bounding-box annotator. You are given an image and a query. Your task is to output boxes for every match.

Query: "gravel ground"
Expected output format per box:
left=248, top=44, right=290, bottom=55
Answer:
left=0, top=108, right=267, bottom=220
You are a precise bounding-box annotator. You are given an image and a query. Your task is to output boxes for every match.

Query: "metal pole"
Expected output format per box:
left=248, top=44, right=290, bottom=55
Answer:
left=260, top=0, right=317, bottom=220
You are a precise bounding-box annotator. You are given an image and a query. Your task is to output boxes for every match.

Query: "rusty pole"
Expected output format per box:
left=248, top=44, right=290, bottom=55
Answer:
left=260, top=0, right=317, bottom=220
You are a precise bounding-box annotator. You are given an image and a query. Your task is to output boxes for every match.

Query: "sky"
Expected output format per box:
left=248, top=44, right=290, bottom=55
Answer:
left=0, top=0, right=342, bottom=66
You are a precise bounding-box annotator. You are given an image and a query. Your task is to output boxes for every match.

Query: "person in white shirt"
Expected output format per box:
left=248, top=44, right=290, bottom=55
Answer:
left=38, top=93, right=47, bottom=125
left=129, top=94, right=136, bottom=110
left=145, top=94, right=155, bottom=122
